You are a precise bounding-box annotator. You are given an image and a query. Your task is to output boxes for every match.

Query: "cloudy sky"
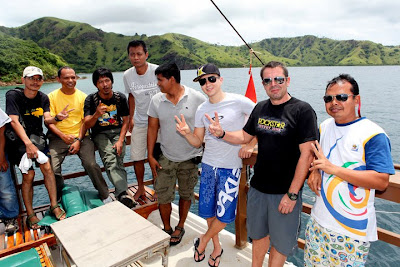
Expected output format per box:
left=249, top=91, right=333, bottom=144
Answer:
left=1, top=0, right=399, bottom=46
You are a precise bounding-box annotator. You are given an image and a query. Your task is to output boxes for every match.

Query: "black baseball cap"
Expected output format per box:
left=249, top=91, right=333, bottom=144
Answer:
left=193, top=63, right=220, bottom=82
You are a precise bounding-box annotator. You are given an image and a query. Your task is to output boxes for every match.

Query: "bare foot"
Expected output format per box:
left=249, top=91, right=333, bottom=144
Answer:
left=194, top=235, right=207, bottom=261
left=134, top=186, right=146, bottom=201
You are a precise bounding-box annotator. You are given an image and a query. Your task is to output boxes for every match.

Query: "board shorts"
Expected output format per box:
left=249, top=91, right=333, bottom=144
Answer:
left=247, top=187, right=302, bottom=256
left=198, top=163, right=241, bottom=224
left=304, top=217, right=370, bottom=267
left=154, top=154, right=198, bottom=204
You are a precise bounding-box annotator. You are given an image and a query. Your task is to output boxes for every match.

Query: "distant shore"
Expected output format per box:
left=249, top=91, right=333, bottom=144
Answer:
left=0, top=76, right=86, bottom=87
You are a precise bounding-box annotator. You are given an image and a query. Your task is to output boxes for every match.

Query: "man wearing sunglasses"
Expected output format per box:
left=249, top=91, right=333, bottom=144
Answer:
left=175, top=63, right=257, bottom=266
left=305, top=74, right=395, bottom=267
left=207, top=61, right=318, bottom=267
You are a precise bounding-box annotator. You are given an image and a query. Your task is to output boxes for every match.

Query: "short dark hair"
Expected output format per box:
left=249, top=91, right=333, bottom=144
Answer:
left=260, top=61, right=289, bottom=79
left=127, top=40, right=147, bottom=54
left=326, top=74, right=359, bottom=95
left=155, top=62, right=181, bottom=83
left=58, top=66, right=74, bottom=78
left=92, top=67, right=114, bottom=86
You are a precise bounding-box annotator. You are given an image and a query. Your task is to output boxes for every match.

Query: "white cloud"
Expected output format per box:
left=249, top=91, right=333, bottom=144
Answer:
left=1, top=0, right=399, bottom=46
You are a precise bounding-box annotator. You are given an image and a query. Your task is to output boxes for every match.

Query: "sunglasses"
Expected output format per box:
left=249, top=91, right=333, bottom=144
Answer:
left=26, top=76, right=43, bottom=82
left=262, top=76, right=286, bottom=85
left=199, top=76, right=218, bottom=86
left=323, top=94, right=355, bottom=103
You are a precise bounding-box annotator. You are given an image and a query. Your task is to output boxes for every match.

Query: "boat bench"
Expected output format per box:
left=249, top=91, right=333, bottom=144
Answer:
left=0, top=243, right=54, bottom=267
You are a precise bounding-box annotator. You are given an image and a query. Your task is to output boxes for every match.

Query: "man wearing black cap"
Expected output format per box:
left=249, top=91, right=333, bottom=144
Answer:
left=5, top=66, right=67, bottom=230
left=206, top=61, right=319, bottom=267
left=176, top=63, right=257, bottom=266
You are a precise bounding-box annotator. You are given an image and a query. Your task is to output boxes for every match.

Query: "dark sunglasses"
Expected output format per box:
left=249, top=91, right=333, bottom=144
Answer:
left=199, top=76, right=218, bottom=86
left=262, top=76, right=286, bottom=85
left=323, top=94, right=355, bottom=103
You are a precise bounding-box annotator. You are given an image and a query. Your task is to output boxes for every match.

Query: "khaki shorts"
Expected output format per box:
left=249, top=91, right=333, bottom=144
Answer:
left=154, top=154, right=199, bottom=204
left=130, top=126, right=148, bottom=161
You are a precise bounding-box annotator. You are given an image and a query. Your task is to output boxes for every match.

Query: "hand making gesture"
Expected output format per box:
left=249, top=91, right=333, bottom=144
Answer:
left=94, top=101, right=108, bottom=118
left=56, top=104, right=75, bottom=121
left=175, top=114, right=190, bottom=136
left=308, top=140, right=334, bottom=196
left=205, top=111, right=224, bottom=138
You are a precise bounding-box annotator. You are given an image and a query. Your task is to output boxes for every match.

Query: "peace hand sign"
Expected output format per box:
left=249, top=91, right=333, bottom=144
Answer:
left=205, top=112, right=224, bottom=137
left=175, top=114, right=190, bottom=136
left=56, top=104, right=75, bottom=121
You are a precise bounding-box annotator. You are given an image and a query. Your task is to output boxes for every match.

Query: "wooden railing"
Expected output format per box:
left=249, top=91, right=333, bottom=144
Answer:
left=235, top=153, right=400, bottom=249
left=8, top=134, right=400, bottom=253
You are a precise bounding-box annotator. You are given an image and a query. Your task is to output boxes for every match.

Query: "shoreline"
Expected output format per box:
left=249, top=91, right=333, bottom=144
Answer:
left=0, top=76, right=86, bottom=87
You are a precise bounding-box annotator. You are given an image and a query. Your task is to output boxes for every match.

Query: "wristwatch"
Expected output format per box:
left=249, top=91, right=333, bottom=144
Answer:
left=287, top=192, right=298, bottom=201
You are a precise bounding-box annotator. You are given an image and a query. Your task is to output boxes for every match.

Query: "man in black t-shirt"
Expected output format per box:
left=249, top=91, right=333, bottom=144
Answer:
left=84, top=67, right=134, bottom=208
left=5, top=66, right=67, bottom=229
left=206, top=61, right=319, bottom=267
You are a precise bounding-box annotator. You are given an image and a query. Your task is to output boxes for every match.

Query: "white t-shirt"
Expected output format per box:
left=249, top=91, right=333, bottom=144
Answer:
left=311, top=117, right=395, bottom=242
left=123, top=63, right=160, bottom=127
left=195, top=93, right=255, bottom=169
left=0, top=108, right=11, bottom=128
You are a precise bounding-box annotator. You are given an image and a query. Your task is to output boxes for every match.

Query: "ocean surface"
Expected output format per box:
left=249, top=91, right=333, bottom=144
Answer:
left=1, top=66, right=399, bottom=266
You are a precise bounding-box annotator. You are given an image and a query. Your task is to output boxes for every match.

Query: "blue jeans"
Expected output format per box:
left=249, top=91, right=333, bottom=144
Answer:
left=0, top=158, right=19, bottom=219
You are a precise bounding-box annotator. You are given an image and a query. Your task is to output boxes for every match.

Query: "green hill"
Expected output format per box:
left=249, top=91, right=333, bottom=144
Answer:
left=1, top=17, right=399, bottom=83
left=0, top=30, right=67, bottom=83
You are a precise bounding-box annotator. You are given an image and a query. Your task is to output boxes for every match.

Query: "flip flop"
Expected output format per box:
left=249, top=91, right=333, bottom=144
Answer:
left=170, top=226, right=185, bottom=246
left=193, top=237, right=206, bottom=262
left=208, top=249, right=224, bottom=267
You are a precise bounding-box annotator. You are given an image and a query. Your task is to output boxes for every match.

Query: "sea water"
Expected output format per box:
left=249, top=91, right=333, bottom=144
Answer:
left=1, top=66, right=399, bottom=266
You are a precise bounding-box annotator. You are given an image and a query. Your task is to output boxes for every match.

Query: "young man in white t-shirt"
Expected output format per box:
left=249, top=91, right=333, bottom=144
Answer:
left=123, top=40, right=160, bottom=201
left=176, top=63, right=257, bottom=267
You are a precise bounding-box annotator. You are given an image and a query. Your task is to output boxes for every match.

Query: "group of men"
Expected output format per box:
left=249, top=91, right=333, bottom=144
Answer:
left=0, top=39, right=395, bottom=267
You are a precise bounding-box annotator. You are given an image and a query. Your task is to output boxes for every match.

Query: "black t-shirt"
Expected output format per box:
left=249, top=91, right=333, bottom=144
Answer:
left=84, top=91, right=129, bottom=135
left=5, top=87, right=50, bottom=136
left=243, top=97, right=319, bottom=194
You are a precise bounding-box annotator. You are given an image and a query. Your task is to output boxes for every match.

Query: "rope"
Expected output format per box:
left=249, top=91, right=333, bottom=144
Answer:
left=209, top=0, right=264, bottom=65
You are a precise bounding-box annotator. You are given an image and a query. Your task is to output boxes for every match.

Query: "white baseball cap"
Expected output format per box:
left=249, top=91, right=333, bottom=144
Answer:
left=23, top=66, right=43, bottom=77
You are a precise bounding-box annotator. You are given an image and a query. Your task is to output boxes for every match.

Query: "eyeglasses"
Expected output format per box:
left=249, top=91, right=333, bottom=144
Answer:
left=199, top=76, right=218, bottom=86
left=262, top=76, right=286, bottom=85
left=26, top=76, right=43, bottom=82
left=323, top=94, right=355, bottom=103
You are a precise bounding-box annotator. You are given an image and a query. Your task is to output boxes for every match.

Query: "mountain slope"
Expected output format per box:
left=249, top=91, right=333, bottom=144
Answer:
left=0, top=17, right=399, bottom=84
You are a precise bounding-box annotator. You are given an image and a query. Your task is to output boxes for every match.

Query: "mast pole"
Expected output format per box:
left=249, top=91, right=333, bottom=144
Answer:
left=209, top=0, right=264, bottom=65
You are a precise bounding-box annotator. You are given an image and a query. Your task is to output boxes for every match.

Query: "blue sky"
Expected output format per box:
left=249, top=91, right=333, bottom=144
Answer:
left=1, top=0, right=399, bottom=46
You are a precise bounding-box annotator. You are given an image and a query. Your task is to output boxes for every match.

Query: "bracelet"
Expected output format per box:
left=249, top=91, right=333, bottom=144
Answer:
left=217, top=130, right=225, bottom=139
left=74, top=137, right=83, bottom=142
left=54, top=116, right=62, bottom=122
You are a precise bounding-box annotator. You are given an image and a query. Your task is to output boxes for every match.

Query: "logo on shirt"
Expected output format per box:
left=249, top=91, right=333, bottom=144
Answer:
left=351, top=144, right=359, bottom=152
left=257, top=118, right=285, bottom=132
left=98, top=104, right=119, bottom=126
left=24, top=108, right=44, bottom=118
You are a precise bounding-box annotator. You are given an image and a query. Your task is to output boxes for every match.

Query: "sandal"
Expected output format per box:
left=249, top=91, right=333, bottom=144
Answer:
left=26, top=214, right=41, bottom=230
left=208, top=249, right=224, bottom=267
left=50, top=204, right=66, bottom=220
left=163, top=228, right=173, bottom=235
left=193, top=237, right=206, bottom=262
left=170, top=226, right=185, bottom=246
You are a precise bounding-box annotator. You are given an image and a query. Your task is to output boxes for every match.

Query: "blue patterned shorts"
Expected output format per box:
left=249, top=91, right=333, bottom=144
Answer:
left=304, top=217, right=370, bottom=267
left=198, top=163, right=241, bottom=223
